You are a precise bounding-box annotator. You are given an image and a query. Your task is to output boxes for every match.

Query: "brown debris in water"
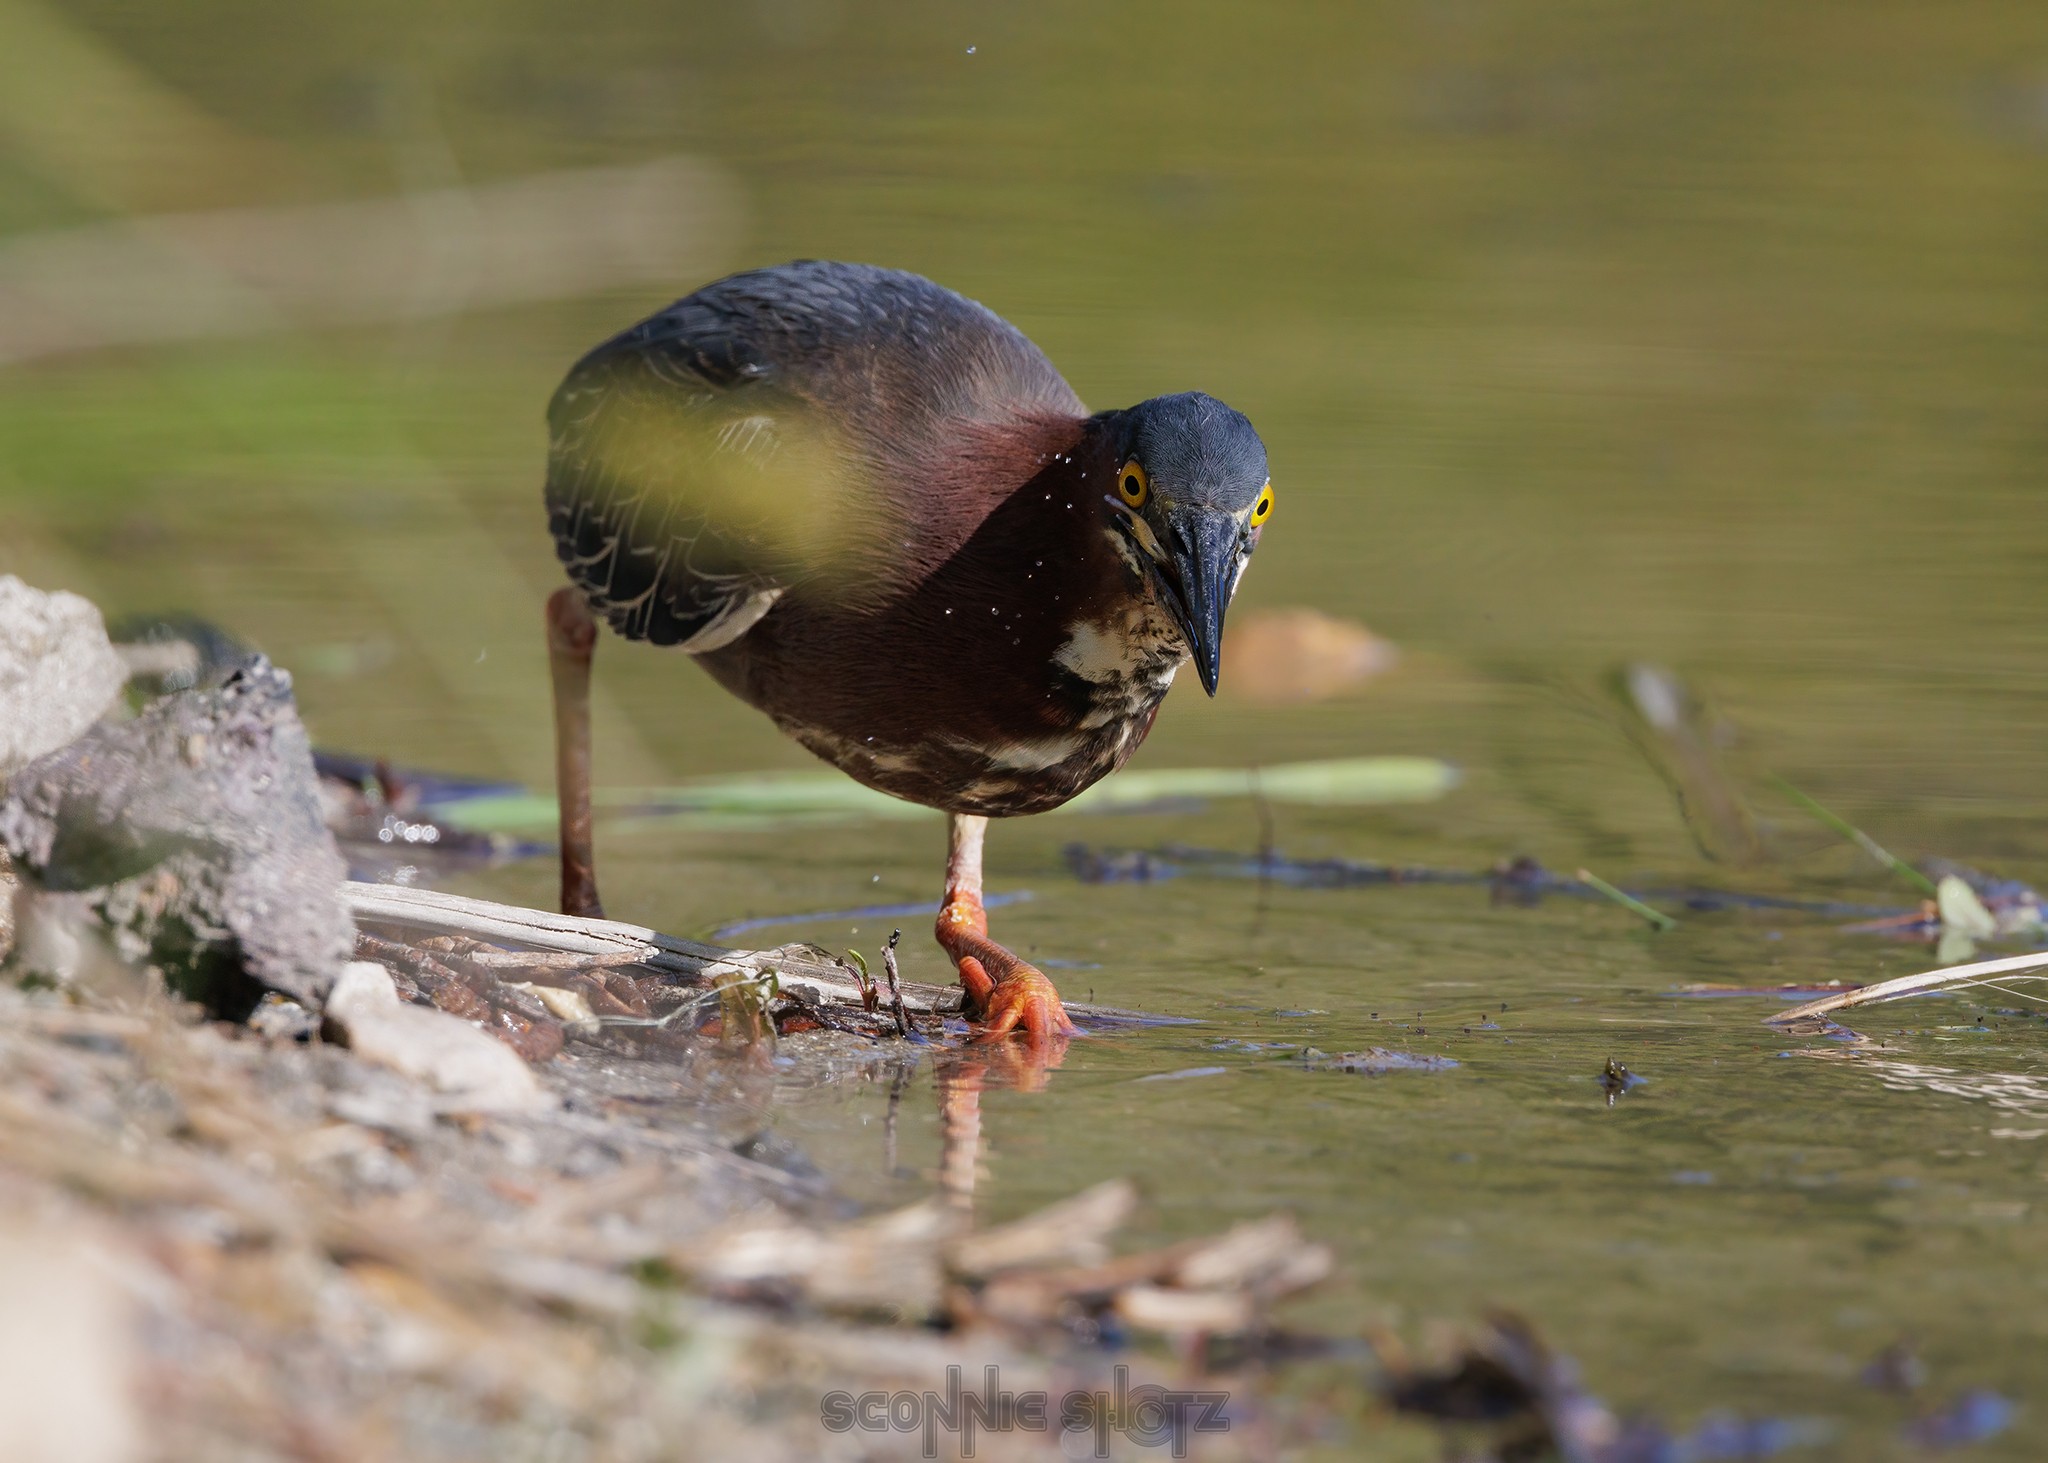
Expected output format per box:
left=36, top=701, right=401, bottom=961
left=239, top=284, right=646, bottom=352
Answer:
left=1375, top=1310, right=1650, bottom=1461
left=1220, top=607, right=1398, bottom=705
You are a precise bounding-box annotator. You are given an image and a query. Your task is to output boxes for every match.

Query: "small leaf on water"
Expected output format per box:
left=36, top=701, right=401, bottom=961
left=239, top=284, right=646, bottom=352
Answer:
left=1936, top=875, right=1997, bottom=941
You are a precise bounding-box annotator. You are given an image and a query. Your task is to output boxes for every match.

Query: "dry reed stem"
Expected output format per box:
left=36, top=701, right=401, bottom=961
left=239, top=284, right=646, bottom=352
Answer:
left=1769, top=949, right=2048, bottom=1025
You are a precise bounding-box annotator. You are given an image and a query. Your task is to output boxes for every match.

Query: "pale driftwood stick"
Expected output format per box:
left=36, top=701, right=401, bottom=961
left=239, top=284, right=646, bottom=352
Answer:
left=342, top=881, right=942, bottom=1011
left=1768, top=949, right=2048, bottom=1025
left=340, top=882, right=1173, bottom=1027
left=345, top=883, right=675, bottom=962
left=447, top=949, right=644, bottom=972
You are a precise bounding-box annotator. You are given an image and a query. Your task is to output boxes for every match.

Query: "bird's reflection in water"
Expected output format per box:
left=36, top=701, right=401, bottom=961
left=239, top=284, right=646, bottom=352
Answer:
left=931, top=1031, right=1072, bottom=1218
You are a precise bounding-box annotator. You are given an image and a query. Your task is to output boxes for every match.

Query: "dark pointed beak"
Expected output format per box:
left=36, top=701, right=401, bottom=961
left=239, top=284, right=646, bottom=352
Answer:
left=1162, top=507, right=1243, bottom=697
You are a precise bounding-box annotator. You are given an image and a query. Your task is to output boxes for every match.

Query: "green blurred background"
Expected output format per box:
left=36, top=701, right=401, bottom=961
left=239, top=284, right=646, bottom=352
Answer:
left=5, top=0, right=2046, bottom=850
left=9, top=5, right=2048, bottom=1451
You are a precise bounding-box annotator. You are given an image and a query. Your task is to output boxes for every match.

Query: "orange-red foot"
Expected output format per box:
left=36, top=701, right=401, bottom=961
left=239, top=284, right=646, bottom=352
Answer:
left=959, top=956, right=1078, bottom=1044
left=937, top=897, right=1078, bottom=1047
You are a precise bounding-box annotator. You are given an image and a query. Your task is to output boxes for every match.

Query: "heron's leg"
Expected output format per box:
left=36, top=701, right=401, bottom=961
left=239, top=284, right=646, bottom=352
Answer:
left=935, top=813, right=1076, bottom=1044
left=546, top=588, right=604, bottom=919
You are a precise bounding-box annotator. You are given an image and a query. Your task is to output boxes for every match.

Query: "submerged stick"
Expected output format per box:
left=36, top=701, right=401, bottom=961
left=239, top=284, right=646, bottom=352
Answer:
left=1771, top=778, right=1939, bottom=898
left=339, top=882, right=1170, bottom=1028
left=1574, top=869, right=1677, bottom=932
left=1767, top=949, right=2048, bottom=1025
left=345, top=881, right=923, bottom=1000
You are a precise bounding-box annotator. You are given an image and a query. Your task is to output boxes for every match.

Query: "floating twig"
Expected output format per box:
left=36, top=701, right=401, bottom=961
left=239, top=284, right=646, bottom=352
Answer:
left=1574, top=869, right=1677, bottom=931
left=1767, top=948, right=2048, bottom=1025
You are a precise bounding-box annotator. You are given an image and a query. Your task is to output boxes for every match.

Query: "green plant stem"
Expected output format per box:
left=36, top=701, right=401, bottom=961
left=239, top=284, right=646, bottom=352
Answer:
left=1575, top=868, right=1677, bottom=931
left=1770, top=778, right=1939, bottom=897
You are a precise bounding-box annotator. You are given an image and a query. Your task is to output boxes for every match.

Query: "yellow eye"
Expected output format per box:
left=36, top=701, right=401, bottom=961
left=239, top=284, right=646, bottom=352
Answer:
left=1249, top=481, right=1274, bottom=527
left=1117, top=459, right=1149, bottom=509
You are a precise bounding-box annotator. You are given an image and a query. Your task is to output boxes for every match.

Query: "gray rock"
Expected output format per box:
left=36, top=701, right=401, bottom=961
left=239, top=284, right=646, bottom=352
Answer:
left=0, top=576, right=128, bottom=780
left=0, top=659, right=350, bottom=1014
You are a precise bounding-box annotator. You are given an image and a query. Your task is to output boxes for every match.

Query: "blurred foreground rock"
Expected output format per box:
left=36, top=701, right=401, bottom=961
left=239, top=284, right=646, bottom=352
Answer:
left=0, top=575, right=128, bottom=778
left=0, top=976, right=1344, bottom=1461
left=324, top=960, right=547, bottom=1113
left=0, top=1218, right=140, bottom=1463
left=0, top=658, right=349, bottom=1014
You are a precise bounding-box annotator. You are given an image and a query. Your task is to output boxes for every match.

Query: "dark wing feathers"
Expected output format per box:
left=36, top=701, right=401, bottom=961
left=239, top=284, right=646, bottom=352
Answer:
left=545, top=261, right=1084, bottom=648
left=545, top=292, right=788, bottom=648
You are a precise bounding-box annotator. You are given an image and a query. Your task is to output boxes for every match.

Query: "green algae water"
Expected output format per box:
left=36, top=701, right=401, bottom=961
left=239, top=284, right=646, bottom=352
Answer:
left=5, top=2, right=2048, bottom=1454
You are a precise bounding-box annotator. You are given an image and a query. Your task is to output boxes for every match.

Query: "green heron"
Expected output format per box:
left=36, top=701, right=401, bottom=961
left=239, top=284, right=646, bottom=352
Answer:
left=544, top=261, right=1273, bottom=1042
